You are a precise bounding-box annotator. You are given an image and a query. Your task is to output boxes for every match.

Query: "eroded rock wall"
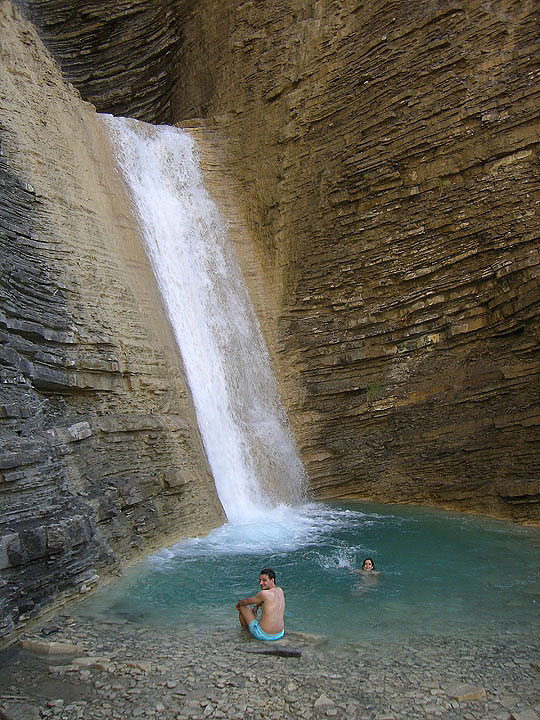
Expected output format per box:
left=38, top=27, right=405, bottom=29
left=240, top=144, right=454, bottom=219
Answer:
left=4, top=0, right=539, bottom=560
left=0, top=1, right=224, bottom=641
left=13, top=0, right=180, bottom=123
left=172, top=0, right=540, bottom=522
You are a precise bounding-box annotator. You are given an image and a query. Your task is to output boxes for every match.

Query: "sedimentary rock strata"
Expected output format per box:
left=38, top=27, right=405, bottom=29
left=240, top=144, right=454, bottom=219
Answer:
left=0, top=2, right=224, bottom=641
left=1, top=0, right=539, bottom=645
left=13, top=0, right=539, bottom=525
left=13, top=0, right=180, bottom=123
left=173, top=0, right=540, bottom=522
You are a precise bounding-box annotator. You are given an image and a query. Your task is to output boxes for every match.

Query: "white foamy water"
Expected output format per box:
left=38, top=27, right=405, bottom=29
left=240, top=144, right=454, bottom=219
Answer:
left=151, top=502, right=367, bottom=562
left=103, top=116, right=307, bottom=522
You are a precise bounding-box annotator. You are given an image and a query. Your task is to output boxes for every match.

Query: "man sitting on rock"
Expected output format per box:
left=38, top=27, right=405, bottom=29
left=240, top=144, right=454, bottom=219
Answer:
left=235, top=568, right=285, bottom=641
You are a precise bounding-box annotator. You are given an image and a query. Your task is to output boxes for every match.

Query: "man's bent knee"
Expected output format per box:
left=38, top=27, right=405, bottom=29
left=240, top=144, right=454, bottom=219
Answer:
left=238, top=605, right=256, bottom=627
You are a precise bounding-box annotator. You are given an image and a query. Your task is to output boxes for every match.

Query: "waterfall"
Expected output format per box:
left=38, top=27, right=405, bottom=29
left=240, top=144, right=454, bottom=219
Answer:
left=103, top=116, right=307, bottom=523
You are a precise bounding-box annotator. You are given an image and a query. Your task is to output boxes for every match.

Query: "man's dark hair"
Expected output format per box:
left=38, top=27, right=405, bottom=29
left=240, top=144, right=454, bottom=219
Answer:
left=260, top=568, right=276, bottom=582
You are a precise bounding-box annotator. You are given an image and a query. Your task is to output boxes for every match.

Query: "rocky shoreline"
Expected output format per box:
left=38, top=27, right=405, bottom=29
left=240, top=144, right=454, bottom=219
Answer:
left=0, top=609, right=538, bottom=720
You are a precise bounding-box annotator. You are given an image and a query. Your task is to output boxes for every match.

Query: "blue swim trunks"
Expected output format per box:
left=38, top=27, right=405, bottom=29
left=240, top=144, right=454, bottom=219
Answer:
left=248, top=619, right=284, bottom=642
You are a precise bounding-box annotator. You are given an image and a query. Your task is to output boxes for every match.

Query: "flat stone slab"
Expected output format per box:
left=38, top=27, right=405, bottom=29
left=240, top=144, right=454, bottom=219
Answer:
left=19, top=639, right=81, bottom=657
left=244, top=644, right=302, bottom=657
left=446, top=683, right=487, bottom=701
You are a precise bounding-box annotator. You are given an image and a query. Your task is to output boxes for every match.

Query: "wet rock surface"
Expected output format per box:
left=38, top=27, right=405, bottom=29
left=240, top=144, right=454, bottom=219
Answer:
left=0, top=613, right=538, bottom=720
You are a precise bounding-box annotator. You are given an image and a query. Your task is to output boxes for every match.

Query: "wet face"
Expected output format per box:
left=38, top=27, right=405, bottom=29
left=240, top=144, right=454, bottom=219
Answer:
left=259, top=574, right=274, bottom=590
left=362, top=559, right=374, bottom=571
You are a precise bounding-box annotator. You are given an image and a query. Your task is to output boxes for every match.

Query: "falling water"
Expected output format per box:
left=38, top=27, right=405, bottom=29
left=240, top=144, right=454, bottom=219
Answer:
left=103, top=116, right=307, bottom=522
left=79, top=116, right=540, bottom=656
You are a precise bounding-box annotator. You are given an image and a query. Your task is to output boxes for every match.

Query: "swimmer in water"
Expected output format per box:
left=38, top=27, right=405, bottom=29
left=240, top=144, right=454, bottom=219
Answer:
left=361, top=557, right=377, bottom=572
left=352, top=557, right=380, bottom=594
left=353, top=557, right=379, bottom=574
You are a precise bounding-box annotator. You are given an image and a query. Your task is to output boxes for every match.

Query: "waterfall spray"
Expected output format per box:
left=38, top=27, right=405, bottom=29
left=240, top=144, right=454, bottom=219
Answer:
left=103, top=116, right=307, bottom=522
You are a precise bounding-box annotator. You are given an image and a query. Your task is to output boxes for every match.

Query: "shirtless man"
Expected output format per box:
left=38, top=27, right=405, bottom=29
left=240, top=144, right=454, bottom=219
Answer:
left=235, top=568, right=285, bottom=641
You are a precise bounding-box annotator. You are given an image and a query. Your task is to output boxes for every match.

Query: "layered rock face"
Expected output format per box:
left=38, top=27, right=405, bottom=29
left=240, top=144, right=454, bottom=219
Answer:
left=13, top=0, right=180, bottom=123
left=0, top=2, right=224, bottom=641
left=2, top=0, right=539, bottom=644
left=22, top=0, right=537, bottom=522
left=172, top=0, right=540, bottom=522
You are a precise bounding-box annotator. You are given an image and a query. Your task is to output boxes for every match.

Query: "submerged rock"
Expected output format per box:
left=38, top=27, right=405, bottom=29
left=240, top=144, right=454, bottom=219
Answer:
left=19, top=640, right=81, bottom=657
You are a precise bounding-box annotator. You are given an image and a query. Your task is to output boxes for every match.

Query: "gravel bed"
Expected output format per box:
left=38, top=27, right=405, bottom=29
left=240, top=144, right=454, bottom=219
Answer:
left=0, top=613, right=538, bottom=720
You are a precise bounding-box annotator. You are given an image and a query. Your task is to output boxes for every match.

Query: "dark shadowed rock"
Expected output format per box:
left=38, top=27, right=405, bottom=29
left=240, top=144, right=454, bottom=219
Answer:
left=244, top=645, right=303, bottom=658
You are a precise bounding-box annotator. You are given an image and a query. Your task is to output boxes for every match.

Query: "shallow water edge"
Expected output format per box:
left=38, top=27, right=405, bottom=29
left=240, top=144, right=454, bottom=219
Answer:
left=2, top=500, right=539, bottom=719
left=67, top=500, right=540, bottom=646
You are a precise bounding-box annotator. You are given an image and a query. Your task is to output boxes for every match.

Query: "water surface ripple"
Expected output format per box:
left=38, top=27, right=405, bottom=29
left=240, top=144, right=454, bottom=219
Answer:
left=77, top=501, right=540, bottom=644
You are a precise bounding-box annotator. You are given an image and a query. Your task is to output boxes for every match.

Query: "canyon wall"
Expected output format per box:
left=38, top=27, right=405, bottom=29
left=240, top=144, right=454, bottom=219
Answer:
left=173, top=0, right=540, bottom=523
left=1, top=0, right=539, bottom=641
left=20, top=0, right=537, bottom=522
left=0, top=1, right=224, bottom=641
left=13, top=0, right=181, bottom=123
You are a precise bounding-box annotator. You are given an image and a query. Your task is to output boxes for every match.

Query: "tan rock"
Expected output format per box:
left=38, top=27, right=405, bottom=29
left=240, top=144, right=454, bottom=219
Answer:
left=13, top=0, right=540, bottom=527
left=19, top=639, right=81, bottom=656
left=172, top=0, right=540, bottom=525
left=447, top=683, right=487, bottom=702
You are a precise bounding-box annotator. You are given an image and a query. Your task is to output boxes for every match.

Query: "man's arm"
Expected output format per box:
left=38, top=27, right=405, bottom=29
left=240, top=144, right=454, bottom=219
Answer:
left=235, top=590, right=264, bottom=610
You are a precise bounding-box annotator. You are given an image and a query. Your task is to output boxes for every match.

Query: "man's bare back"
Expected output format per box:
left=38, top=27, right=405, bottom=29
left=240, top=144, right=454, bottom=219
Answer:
left=256, top=585, right=285, bottom=633
left=236, top=569, right=285, bottom=639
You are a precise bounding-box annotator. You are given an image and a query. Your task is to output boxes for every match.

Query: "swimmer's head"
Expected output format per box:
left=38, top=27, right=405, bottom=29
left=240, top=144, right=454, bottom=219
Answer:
left=362, top=558, right=375, bottom=571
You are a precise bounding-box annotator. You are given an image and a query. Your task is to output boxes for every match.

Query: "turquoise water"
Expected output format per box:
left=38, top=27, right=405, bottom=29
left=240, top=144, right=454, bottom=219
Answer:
left=78, top=501, right=540, bottom=643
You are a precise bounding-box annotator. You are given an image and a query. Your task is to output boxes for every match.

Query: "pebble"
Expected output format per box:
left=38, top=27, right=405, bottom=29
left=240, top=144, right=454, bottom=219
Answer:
left=447, top=683, right=487, bottom=701
left=0, top=614, right=538, bottom=720
left=510, top=711, right=540, bottom=720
